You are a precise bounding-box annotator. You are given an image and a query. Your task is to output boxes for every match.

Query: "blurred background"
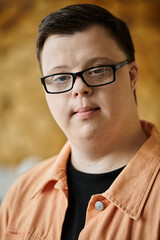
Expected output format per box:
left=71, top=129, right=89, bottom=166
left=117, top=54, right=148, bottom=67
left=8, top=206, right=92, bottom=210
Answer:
left=0, top=0, right=160, bottom=200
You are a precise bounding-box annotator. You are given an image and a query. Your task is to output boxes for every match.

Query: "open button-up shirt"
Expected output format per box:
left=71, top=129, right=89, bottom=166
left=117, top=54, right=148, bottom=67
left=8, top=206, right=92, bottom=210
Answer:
left=0, top=121, right=160, bottom=240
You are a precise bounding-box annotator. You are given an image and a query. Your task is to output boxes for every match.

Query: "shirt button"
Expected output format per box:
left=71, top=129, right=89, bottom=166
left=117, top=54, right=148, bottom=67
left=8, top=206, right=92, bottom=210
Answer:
left=95, top=201, right=104, bottom=211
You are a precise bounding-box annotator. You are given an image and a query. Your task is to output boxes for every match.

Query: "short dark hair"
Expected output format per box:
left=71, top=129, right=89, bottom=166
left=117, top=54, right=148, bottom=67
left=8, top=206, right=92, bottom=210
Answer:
left=35, top=4, right=135, bottom=65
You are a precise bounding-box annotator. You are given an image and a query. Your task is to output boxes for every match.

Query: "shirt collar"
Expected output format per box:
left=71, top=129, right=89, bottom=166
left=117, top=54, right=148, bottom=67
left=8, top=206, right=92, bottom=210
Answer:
left=103, top=121, right=160, bottom=220
left=31, top=141, right=71, bottom=198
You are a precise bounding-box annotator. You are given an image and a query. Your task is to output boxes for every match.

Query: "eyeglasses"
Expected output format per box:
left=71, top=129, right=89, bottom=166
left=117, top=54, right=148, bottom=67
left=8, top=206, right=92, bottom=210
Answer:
left=41, top=60, right=128, bottom=94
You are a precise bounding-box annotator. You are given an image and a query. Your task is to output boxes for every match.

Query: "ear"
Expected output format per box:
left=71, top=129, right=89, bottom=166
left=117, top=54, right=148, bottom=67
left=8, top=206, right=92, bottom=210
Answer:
left=129, top=62, right=138, bottom=90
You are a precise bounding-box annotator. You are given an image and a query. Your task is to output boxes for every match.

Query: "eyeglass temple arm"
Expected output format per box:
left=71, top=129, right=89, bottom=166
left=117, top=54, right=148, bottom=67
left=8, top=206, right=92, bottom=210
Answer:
left=115, top=60, right=128, bottom=70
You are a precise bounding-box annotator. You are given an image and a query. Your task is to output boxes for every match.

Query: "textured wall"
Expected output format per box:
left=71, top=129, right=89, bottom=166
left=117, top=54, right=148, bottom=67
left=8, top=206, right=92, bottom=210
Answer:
left=0, top=0, right=160, bottom=165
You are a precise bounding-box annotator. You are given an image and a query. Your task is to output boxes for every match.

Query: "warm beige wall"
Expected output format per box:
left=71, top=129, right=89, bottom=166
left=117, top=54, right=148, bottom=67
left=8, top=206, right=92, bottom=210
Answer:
left=0, top=0, right=160, bottom=165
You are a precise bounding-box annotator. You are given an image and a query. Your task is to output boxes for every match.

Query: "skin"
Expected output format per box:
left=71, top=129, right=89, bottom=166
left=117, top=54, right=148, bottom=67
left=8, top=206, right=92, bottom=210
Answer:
left=41, top=24, right=148, bottom=173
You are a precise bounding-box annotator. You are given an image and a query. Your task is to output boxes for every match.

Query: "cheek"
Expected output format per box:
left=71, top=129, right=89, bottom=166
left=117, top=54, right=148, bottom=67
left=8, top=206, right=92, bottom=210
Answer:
left=45, top=95, right=64, bottom=121
left=45, top=93, right=72, bottom=135
left=98, top=79, right=132, bottom=116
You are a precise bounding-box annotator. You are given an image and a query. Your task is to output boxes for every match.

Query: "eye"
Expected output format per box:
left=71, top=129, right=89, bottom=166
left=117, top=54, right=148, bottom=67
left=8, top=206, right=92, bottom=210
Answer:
left=46, top=74, right=71, bottom=84
left=53, top=75, right=71, bottom=82
left=89, top=67, right=106, bottom=75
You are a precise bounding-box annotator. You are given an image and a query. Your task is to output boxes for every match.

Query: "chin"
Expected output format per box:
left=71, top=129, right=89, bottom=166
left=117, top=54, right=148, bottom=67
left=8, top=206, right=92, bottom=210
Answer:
left=71, top=126, right=102, bottom=142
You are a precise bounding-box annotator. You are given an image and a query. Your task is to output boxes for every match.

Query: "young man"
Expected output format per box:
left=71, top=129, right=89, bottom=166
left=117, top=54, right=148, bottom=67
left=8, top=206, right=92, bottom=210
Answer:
left=0, top=4, right=159, bottom=240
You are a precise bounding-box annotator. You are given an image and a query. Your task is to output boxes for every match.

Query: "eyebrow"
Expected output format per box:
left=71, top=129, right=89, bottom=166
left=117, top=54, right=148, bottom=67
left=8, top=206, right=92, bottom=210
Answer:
left=47, top=57, right=114, bottom=74
left=47, top=65, right=69, bottom=75
left=84, top=57, right=114, bottom=66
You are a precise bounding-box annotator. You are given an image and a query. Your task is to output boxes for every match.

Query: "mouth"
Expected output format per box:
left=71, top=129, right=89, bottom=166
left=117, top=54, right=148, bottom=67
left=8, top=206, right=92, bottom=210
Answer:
left=72, top=106, right=100, bottom=119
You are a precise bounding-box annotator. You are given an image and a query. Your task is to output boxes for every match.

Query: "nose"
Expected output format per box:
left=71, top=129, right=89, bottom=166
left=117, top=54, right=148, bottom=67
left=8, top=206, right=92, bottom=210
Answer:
left=72, top=76, right=93, bottom=98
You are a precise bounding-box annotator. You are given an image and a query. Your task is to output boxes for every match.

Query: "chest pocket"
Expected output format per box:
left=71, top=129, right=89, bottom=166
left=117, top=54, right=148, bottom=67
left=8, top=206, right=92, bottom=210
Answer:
left=5, top=231, right=47, bottom=240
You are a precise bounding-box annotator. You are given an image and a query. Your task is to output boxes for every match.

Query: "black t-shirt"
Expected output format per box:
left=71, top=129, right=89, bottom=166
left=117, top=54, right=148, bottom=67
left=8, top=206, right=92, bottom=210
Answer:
left=61, top=160, right=125, bottom=240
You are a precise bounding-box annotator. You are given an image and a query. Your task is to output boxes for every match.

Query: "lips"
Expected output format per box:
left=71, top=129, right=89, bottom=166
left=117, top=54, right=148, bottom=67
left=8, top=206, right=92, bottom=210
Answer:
left=72, top=106, right=100, bottom=119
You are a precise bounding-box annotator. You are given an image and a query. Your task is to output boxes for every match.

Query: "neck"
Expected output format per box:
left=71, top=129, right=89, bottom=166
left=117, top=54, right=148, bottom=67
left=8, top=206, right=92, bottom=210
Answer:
left=70, top=120, right=148, bottom=174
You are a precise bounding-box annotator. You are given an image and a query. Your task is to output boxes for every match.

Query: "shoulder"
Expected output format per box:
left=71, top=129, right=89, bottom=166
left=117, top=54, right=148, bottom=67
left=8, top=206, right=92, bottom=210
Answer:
left=1, top=141, right=70, bottom=205
left=1, top=155, right=58, bottom=205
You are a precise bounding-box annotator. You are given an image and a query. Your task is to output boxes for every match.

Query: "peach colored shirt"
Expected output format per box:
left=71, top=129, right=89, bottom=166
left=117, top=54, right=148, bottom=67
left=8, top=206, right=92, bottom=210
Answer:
left=0, top=121, right=160, bottom=240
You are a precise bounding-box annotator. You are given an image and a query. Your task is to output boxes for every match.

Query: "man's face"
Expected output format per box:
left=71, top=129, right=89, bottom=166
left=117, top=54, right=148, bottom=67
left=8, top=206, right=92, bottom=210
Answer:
left=41, top=25, right=138, bottom=147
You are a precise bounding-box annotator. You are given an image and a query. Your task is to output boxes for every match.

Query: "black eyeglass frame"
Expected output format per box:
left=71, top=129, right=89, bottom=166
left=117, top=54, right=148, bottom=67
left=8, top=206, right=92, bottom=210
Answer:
left=41, top=59, right=128, bottom=94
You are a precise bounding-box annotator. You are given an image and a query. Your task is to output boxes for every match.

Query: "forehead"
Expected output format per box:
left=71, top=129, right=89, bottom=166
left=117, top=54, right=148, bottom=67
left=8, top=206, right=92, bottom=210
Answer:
left=41, top=25, right=126, bottom=74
